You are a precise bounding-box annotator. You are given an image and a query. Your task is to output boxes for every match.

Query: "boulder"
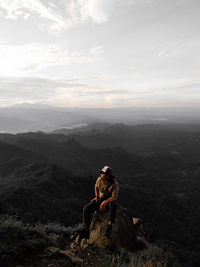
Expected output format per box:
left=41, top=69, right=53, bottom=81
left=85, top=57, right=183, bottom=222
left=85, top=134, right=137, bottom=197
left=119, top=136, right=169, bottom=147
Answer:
left=133, top=217, right=153, bottom=243
left=88, top=204, right=137, bottom=251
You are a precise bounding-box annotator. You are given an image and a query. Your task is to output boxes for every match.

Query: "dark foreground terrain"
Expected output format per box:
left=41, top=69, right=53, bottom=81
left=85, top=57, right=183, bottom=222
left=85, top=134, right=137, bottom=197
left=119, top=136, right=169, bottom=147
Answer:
left=0, top=123, right=200, bottom=266
left=0, top=214, right=181, bottom=267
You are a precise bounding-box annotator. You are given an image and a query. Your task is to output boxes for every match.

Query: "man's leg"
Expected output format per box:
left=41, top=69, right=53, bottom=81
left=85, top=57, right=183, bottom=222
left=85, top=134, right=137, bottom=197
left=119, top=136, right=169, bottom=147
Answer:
left=108, top=202, right=117, bottom=224
left=83, top=201, right=99, bottom=229
left=105, top=202, right=117, bottom=237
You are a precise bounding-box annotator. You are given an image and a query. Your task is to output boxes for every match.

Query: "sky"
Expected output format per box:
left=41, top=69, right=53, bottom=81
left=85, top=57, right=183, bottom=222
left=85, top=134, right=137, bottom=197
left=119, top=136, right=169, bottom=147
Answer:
left=0, top=0, right=199, bottom=108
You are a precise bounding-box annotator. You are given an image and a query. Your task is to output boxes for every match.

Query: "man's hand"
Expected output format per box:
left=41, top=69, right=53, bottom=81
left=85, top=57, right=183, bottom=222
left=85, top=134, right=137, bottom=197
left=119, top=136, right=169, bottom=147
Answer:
left=99, top=201, right=107, bottom=211
left=90, top=197, right=99, bottom=203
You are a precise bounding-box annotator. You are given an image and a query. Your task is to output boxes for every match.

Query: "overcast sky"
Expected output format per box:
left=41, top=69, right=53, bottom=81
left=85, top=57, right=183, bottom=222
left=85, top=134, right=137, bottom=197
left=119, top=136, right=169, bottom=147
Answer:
left=0, top=0, right=199, bottom=108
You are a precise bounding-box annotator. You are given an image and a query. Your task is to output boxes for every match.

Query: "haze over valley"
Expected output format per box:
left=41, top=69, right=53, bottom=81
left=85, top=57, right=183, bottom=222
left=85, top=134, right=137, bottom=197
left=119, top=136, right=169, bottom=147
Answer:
left=1, top=103, right=200, bottom=133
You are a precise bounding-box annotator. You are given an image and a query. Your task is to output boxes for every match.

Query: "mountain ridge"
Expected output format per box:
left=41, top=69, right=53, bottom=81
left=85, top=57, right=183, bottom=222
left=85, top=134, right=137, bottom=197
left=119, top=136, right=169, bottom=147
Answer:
left=0, top=123, right=199, bottom=266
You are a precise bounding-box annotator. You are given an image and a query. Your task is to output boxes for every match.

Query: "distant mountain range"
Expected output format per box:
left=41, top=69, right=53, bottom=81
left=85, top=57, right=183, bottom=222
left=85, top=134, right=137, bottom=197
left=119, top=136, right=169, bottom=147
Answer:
left=1, top=103, right=200, bottom=133
left=0, top=103, right=96, bottom=133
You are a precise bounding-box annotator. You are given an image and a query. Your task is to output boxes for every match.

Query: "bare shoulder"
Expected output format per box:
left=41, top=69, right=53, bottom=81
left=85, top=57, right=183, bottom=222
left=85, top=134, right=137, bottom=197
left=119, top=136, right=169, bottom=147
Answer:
left=95, top=176, right=101, bottom=186
left=96, top=176, right=101, bottom=180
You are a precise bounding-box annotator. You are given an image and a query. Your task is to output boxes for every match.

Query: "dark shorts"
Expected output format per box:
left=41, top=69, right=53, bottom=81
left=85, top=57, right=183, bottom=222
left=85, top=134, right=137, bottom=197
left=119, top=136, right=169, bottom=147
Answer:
left=83, top=198, right=117, bottom=228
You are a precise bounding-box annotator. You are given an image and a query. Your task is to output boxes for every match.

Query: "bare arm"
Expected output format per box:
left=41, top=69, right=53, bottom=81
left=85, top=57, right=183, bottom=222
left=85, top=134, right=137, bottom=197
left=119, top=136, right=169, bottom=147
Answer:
left=99, top=181, right=119, bottom=210
left=95, top=184, right=99, bottom=200
left=91, top=177, right=100, bottom=202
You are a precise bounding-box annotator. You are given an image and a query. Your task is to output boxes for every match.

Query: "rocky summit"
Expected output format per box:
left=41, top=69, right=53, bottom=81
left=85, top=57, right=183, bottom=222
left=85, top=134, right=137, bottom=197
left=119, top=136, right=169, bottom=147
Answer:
left=88, top=204, right=137, bottom=251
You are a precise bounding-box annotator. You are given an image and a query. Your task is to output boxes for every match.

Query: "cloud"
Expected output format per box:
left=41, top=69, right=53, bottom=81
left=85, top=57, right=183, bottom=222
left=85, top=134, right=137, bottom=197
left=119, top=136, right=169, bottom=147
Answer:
left=0, top=76, right=128, bottom=101
left=159, top=79, right=200, bottom=93
left=158, top=49, right=170, bottom=57
left=72, top=88, right=130, bottom=96
left=0, top=77, right=52, bottom=100
left=0, top=76, right=80, bottom=99
left=66, top=74, right=137, bottom=82
left=1, top=75, right=199, bottom=108
left=0, top=0, right=121, bottom=33
left=0, top=74, right=147, bottom=108
left=0, top=42, right=104, bottom=75
left=0, top=0, right=67, bottom=32
left=67, top=0, right=116, bottom=24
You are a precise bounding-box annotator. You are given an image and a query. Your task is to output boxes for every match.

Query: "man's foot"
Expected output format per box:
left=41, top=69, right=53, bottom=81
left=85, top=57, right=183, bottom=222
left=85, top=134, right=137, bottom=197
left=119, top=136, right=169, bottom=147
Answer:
left=104, top=224, right=112, bottom=238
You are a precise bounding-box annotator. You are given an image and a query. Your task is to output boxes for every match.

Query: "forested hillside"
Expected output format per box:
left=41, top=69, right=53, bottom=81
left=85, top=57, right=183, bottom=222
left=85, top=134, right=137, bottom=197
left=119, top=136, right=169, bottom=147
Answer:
left=0, top=123, right=200, bottom=266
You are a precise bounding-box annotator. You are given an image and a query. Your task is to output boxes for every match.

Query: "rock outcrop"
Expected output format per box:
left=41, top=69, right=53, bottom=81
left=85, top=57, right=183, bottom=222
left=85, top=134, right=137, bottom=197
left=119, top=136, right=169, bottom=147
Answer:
left=133, top=217, right=153, bottom=243
left=88, top=204, right=137, bottom=251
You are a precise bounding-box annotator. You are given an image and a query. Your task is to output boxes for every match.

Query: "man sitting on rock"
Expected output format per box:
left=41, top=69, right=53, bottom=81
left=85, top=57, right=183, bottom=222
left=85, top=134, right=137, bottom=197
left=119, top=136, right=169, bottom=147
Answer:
left=83, top=166, right=119, bottom=238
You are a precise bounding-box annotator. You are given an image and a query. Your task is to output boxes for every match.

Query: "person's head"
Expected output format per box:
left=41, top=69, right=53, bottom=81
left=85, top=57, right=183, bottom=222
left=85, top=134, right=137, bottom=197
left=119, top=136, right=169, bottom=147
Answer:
left=99, top=166, right=114, bottom=181
left=100, top=172, right=109, bottom=180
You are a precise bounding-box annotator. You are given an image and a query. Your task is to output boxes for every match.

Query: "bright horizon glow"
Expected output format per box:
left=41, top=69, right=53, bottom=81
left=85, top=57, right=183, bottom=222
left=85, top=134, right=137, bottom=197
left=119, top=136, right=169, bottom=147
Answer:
left=0, top=0, right=200, bottom=108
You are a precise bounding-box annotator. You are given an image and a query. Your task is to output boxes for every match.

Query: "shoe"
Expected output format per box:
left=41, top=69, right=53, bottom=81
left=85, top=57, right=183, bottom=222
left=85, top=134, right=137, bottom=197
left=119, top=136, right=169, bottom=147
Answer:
left=104, top=225, right=112, bottom=238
